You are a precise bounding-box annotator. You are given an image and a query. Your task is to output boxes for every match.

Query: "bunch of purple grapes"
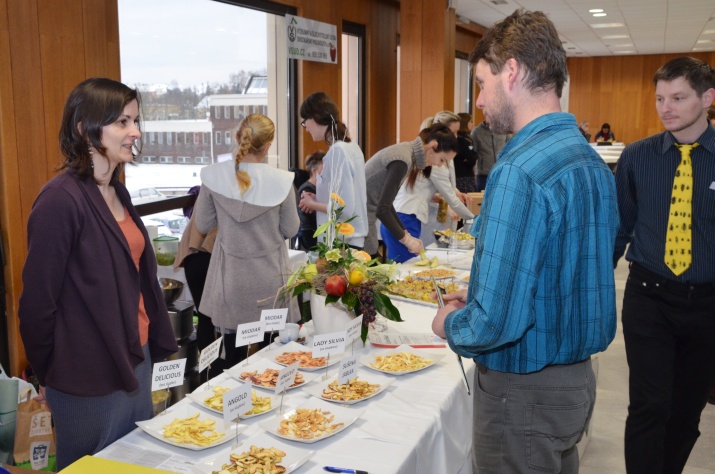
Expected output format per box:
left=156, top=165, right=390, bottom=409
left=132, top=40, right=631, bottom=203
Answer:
left=355, top=282, right=377, bottom=326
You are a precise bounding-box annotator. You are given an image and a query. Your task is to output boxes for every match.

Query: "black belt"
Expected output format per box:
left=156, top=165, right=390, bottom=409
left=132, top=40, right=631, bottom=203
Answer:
left=628, top=262, right=715, bottom=298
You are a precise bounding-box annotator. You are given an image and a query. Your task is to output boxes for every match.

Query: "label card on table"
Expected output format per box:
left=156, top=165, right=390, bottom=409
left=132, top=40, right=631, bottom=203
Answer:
left=338, top=355, right=359, bottom=386
left=198, top=336, right=223, bottom=373
left=260, top=308, right=289, bottom=331
left=274, top=362, right=300, bottom=395
left=312, top=331, right=347, bottom=357
left=235, top=321, right=266, bottom=347
left=346, top=315, right=363, bottom=343
left=223, top=384, right=251, bottom=424
left=151, top=358, right=186, bottom=391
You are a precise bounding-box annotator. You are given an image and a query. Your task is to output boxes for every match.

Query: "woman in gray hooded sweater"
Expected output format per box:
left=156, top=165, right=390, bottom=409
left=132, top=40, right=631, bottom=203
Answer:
left=195, top=114, right=300, bottom=367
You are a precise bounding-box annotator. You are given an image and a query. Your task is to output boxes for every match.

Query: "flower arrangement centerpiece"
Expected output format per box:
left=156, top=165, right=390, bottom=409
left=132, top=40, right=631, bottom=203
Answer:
left=283, top=192, right=402, bottom=344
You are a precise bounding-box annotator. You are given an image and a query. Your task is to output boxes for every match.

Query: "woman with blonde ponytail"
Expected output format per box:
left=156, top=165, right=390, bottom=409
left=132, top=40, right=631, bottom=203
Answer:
left=194, top=114, right=300, bottom=366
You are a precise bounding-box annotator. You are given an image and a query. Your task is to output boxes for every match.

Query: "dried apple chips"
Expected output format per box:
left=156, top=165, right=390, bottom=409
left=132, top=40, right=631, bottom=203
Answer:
left=213, top=445, right=287, bottom=474
left=370, top=351, right=433, bottom=372
left=162, top=413, right=224, bottom=446
left=321, top=377, right=380, bottom=401
left=275, top=351, right=327, bottom=368
left=240, top=369, right=305, bottom=388
left=277, top=408, right=344, bottom=440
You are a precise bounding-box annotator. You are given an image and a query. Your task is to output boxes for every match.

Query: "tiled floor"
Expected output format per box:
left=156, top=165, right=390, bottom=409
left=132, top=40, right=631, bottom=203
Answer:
left=579, top=263, right=715, bottom=473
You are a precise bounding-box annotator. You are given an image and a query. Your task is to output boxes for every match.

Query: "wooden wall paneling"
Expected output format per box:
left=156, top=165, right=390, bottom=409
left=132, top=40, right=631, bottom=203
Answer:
left=363, top=1, right=399, bottom=156
left=441, top=6, right=455, bottom=114
left=82, top=0, right=121, bottom=80
left=0, top=0, right=29, bottom=376
left=398, top=0, right=423, bottom=141
left=38, top=0, right=87, bottom=177
left=567, top=52, right=715, bottom=145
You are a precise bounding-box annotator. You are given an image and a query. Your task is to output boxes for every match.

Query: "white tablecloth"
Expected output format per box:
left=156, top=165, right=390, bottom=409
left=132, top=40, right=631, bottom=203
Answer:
left=95, top=274, right=475, bottom=474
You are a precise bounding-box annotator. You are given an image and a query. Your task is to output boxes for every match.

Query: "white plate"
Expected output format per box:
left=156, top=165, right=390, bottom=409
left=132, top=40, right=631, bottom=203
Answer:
left=261, top=341, right=343, bottom=372
left=187, top=379, right=280, bottom=419
left=259, top=398, right=363, bottom=444
left=360, top=344, right=446, bottom=375
left=227, top=358, right=317, bottom=392
left=136, top=405, right=244, bottom=451
left=191, top=431, right=314, bottom=474
left=302, top=372, right=394, bottom=405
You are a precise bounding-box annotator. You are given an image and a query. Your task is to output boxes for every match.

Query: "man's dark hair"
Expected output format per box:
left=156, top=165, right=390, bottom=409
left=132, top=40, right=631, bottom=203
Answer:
left=304, top=150, right=325, bottom=175
left=653, top=57, right=715, bottom=97
left=468, top=9, right=568, bottom=98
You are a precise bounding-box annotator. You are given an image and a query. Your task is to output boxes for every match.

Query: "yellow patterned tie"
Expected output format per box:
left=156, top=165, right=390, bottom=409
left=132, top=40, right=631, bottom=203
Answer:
left=664, top=143, right=698, bottom=276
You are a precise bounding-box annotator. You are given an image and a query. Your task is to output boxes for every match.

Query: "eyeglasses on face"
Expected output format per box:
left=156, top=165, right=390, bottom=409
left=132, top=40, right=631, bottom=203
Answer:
left=300, top=119, right=307, bottom=128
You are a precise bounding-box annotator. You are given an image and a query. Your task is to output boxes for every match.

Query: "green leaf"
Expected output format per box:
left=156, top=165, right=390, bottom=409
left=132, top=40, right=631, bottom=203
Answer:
left=374, top=293, right=403, bottom=322
left=313, top=221, right=331, bottom=238
left=325, top=294, right=339, bottom=305
left=361, top=324, right=368, bottom=345
left=341, top=291, right=358, bottom=311
left=291, top=283, right=312, bottom=297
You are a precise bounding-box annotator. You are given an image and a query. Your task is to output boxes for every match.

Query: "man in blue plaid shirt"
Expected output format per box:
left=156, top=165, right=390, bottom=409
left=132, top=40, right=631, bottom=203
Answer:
left=432, top=9, right=619, bottom=473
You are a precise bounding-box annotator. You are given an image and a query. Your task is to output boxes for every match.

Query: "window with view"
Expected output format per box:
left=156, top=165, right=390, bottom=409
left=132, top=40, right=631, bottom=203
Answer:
left=118, top=0, right=293, bottom=228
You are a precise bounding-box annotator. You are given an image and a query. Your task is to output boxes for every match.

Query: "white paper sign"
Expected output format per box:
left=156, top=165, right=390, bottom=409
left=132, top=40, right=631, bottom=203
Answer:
left=30, top=440, right=51, bottom=470
left=338, top=355, right=359, bottom=386
left=274, top=362, right=300, bottom=395
left=346, top=315, right=363, bottom=343
left=235, top=321, right=266, bottom=347
left=223, top=384, right=252, bottom=424
left=312, top=331, right=347, bottom=357
left=151, top=359, right=187, bottom=391
left=29, top=412, right=52, bottom=437
left=286, top=15, right=338, bottom=64
left=260, top=308, right=289, bottom=331
left=198, top=336, right=223, bottom=373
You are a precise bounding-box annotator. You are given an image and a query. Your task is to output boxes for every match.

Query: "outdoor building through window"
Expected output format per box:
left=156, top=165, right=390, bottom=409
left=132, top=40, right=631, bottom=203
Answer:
left=118, top=0, right=293, bottom=215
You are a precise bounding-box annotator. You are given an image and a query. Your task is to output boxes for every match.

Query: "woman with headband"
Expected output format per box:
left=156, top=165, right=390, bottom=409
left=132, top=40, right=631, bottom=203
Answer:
left=298, top=92, right=368, bottom=249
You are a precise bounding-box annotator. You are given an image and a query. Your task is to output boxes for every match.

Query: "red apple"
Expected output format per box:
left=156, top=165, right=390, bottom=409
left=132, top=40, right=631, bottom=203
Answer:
left=324, top=274, right=347, bottom=297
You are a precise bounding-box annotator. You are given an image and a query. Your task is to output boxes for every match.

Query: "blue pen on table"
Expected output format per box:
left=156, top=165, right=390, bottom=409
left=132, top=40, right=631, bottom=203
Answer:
left=323, top=467, right=369, bottom=474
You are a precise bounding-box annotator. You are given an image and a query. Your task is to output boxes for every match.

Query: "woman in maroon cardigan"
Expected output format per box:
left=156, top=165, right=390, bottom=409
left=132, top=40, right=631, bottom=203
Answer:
left=18, top=78, right=178, bottom=470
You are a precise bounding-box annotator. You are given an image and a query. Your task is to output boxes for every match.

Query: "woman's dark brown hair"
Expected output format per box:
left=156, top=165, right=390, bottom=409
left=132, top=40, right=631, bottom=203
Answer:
left=406, top=122, right=459, bottom=189
left=58, top=77, right=142, bottom=183
left=299, top=92, right=351, bottom=144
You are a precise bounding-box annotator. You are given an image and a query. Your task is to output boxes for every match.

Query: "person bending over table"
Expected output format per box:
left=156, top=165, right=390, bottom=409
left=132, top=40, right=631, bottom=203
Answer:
left=363, top=122, right=458, bottom=257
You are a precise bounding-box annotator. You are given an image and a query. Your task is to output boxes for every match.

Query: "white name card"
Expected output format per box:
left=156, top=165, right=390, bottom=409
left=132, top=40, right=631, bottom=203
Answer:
left=198, top=336, right=223, bottom=373
left=151, top=359, right=187, bottom=391
left=274, top=362, right=300, bottom=395
left=312, top=331, right=347, bottom=357
left=346, top=315, right=363, bottom=343
left=223, top=384, right=252, bottom=424
left=235, top=321, right=266, bottom=347
left=338, top=355, right=359, bottom=386
left=260, top=308, right=289, bottom=331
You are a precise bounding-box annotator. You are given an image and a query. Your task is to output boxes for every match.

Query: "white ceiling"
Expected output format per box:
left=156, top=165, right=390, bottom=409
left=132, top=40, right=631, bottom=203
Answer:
left=453, top=0, right=715, bottom=57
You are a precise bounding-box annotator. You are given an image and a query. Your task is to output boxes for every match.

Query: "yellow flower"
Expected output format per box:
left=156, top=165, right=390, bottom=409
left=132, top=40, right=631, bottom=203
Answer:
left=330, top=193, right=345, bottom=207
left=325, top=248, right=341, bottom=262
left=351, top=249, right=371, bottom=262
left=336, top=222, right=354, bottom=236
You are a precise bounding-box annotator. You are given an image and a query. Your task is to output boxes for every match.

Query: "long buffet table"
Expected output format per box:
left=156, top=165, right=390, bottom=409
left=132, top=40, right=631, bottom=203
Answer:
left=93, top=248, right=476, bottom=474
